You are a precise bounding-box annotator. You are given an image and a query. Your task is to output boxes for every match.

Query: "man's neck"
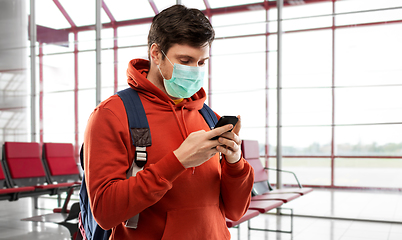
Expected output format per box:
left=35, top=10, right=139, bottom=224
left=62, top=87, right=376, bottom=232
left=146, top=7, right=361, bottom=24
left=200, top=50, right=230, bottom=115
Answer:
left=147, top=64, right=167, bottom=94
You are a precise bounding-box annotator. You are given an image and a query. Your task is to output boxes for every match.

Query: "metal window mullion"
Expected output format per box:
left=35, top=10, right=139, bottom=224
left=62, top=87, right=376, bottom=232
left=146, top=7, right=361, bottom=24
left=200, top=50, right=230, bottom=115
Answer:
left=74, top=32, right=79, bottom=162
left=30, top=0, right=36, bottom=142
left=331, top=0, right=336, bottom=187
left=96, top=0, right=101, bottom=106
left=276, top=0, right=283, bottom=189
left=265, top=1, right=270, bottom=167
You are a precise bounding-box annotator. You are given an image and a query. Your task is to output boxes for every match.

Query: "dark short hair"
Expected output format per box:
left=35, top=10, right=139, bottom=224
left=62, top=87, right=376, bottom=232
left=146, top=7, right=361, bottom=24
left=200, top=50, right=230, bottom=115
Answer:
left=148, top=5, right=215, bottom=59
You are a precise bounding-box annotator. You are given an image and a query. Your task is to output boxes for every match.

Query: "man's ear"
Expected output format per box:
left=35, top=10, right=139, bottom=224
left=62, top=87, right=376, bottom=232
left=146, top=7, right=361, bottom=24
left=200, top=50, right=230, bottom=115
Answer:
left=149, top=43, right=161, bottom=65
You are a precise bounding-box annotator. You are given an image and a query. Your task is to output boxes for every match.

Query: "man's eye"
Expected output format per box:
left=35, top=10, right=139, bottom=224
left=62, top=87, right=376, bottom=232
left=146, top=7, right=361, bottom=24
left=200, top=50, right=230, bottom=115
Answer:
left=198, top=62, right=205, bottom=67
left=180, top=60, right=190, bottom=64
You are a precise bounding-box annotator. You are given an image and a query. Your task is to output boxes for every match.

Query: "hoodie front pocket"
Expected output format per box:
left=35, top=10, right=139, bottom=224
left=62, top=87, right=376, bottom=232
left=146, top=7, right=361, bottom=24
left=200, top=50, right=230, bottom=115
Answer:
left=161, top=205, right=230, bottom=240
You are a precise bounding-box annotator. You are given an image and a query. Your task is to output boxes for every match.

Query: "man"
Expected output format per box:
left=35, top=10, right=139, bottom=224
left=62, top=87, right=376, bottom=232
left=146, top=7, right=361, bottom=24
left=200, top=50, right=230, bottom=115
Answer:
left=84, top=5, right=254, bottom=239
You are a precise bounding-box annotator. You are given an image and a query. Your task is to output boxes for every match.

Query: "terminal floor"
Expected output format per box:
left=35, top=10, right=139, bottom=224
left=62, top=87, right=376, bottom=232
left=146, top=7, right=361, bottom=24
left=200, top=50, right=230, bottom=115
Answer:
left=0, top=188, right=401, bottom=240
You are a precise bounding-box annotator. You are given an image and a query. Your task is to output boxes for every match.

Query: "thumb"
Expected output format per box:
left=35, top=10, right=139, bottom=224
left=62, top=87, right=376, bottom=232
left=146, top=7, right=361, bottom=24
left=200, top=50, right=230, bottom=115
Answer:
left=233, top=115, right=241, bottom=136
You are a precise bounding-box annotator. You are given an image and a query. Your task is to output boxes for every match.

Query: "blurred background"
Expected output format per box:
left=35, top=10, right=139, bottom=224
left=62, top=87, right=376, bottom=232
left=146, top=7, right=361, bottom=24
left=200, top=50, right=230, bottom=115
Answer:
left=0, top=0, right=401, bottom=191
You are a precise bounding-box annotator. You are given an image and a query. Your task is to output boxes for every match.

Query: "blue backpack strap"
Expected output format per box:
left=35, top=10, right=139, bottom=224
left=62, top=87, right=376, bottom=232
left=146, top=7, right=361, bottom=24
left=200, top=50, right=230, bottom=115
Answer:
left=117, top=88, right=152, bottom=229
left=117, top=88, right=152, bottom=168
left=117, top=88, right=151, bottom=146
left=199, top=103, right=218, bottom=130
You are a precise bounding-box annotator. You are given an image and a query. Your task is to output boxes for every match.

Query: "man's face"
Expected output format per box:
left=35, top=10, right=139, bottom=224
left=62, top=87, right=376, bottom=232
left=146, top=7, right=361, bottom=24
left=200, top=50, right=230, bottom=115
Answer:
left=159, top=43, right=210, bottom=80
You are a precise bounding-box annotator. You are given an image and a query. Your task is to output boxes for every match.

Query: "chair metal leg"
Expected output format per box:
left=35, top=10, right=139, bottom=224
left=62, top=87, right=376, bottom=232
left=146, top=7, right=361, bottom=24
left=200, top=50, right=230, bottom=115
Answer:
left=248, top=208, right=293, bottom=234
left=32, top=196, right=39, bottom=209
left=58, top=193, right=62, bottom=207
left=248, top=220, right=251, bottom=240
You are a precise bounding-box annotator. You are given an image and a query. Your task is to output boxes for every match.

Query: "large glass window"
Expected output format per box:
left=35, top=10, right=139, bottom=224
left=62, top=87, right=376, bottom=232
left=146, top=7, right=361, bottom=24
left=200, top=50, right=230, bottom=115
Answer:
left=269, top=157, right=332, bottom=186
left=335, top=124, right=402, bottom=156
left=335, top=158, right=402, bottom=188
left=332, top=1, right=402, bottom=188
left=211, top=35, right=267, bottom=145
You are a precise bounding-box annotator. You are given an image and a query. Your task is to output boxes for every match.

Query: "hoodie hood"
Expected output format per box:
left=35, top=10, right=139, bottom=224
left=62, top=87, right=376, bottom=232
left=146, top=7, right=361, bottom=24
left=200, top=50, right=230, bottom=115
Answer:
left=126, top=58, right=206, bottom=111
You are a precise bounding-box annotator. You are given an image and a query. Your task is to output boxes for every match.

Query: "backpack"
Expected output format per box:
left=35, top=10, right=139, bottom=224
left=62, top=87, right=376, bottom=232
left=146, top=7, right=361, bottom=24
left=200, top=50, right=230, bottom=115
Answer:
left=78, top=88, right=218, bottom=240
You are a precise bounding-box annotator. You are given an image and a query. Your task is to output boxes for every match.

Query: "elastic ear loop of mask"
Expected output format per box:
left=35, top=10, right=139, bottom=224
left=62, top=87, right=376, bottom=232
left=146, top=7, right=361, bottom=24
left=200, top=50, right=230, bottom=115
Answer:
left=158, top=49, right=174, bottom=80
left=157, top=64, right=166, bottom=80
left=161, top=49, right=174, bottom=66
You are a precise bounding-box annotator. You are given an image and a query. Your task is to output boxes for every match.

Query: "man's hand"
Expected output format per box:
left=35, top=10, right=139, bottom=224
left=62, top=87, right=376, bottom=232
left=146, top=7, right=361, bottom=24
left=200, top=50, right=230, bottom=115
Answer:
left=174, top=124, right=234, bottom=168
left=216, top=115, right=242, bottom=164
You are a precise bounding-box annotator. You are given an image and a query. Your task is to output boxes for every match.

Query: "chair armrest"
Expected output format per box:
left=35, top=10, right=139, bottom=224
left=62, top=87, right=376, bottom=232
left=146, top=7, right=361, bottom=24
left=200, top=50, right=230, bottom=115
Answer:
left=60, top=184, right=81, bottom=213
left=264, top=167, right=303, bottom=188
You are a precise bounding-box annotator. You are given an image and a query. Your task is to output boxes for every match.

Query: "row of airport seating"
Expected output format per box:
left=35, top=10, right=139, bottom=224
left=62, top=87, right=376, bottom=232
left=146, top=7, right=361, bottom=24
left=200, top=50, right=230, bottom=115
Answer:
left=225, top=140, right=313, bottom=236
left=1, top=140, right=312, bottom=238
left=0, top=142, right=81, bottom=201
left=0, top=141, right=82, bottom=239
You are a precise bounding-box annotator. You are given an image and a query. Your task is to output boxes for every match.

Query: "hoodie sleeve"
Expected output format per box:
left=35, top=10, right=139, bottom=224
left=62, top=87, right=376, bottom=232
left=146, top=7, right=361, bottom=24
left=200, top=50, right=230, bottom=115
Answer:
left=220, top=156, right=254, bottom=221
left=84, top=98, right=186, bottom=230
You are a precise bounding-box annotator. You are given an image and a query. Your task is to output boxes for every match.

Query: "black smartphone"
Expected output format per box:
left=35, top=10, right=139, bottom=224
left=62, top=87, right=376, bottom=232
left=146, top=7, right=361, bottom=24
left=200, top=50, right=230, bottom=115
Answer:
left=211, top=116, right=238, bottom=140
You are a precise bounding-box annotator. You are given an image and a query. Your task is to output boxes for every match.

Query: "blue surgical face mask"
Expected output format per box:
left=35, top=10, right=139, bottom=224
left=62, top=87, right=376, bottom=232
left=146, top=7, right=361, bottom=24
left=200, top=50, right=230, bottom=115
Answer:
left=158, top=51, right=205, bottom=99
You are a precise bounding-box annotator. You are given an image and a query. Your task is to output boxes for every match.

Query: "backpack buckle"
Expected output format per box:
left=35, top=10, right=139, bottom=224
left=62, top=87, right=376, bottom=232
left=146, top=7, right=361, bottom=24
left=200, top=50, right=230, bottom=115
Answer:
left=135, top=146, right=147, bottom=168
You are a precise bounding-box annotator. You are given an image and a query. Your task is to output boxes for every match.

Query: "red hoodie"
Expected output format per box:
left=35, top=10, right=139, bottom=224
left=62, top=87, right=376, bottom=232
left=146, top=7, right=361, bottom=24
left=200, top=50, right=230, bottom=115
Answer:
left=84, top=59, right=254, bottom=239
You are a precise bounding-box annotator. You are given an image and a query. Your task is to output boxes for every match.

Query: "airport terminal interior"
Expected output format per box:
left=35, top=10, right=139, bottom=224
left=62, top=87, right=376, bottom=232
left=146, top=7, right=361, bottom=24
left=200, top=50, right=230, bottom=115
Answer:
left=0, top=0, right=401, bottom=239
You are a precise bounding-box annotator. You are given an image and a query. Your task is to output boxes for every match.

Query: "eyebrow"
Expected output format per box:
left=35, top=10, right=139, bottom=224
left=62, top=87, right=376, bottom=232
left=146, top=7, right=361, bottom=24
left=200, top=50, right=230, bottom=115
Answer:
left=175, top=54, right=210, bottom=61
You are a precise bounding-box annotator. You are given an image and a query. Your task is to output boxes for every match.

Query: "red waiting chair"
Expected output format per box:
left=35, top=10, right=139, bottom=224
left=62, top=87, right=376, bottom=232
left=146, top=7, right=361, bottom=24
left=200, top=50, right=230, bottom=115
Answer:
left=241, top=140, right=301, bottom=203
left=242, top=140, right=312, bottom=196
left=42, top=142, right=81, bottom=185
left=0, top=158, right=36, bottom=201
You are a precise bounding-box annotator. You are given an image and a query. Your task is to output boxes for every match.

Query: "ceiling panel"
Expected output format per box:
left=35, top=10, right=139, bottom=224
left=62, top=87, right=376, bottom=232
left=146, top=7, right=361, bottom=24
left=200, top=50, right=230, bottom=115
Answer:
left=103, top=0, right=155, bottom=21
left=208, top=0, right=263, bottom=9
left=36, top=0, right=70, bottom=29
left=181, top=0, right=207, bottom=10
left=153, top=0, right=176, bottom=12
left=58, top=0, right=110, bottom=27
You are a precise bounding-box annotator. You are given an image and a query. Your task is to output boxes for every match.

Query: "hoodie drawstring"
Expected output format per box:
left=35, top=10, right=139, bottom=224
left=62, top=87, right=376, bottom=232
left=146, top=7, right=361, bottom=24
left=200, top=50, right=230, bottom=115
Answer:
left=167, top=102, right=196, bottom=174
left=180, top=107, right=190, bottom=136
left=168, top=102, right=188, bottom=140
